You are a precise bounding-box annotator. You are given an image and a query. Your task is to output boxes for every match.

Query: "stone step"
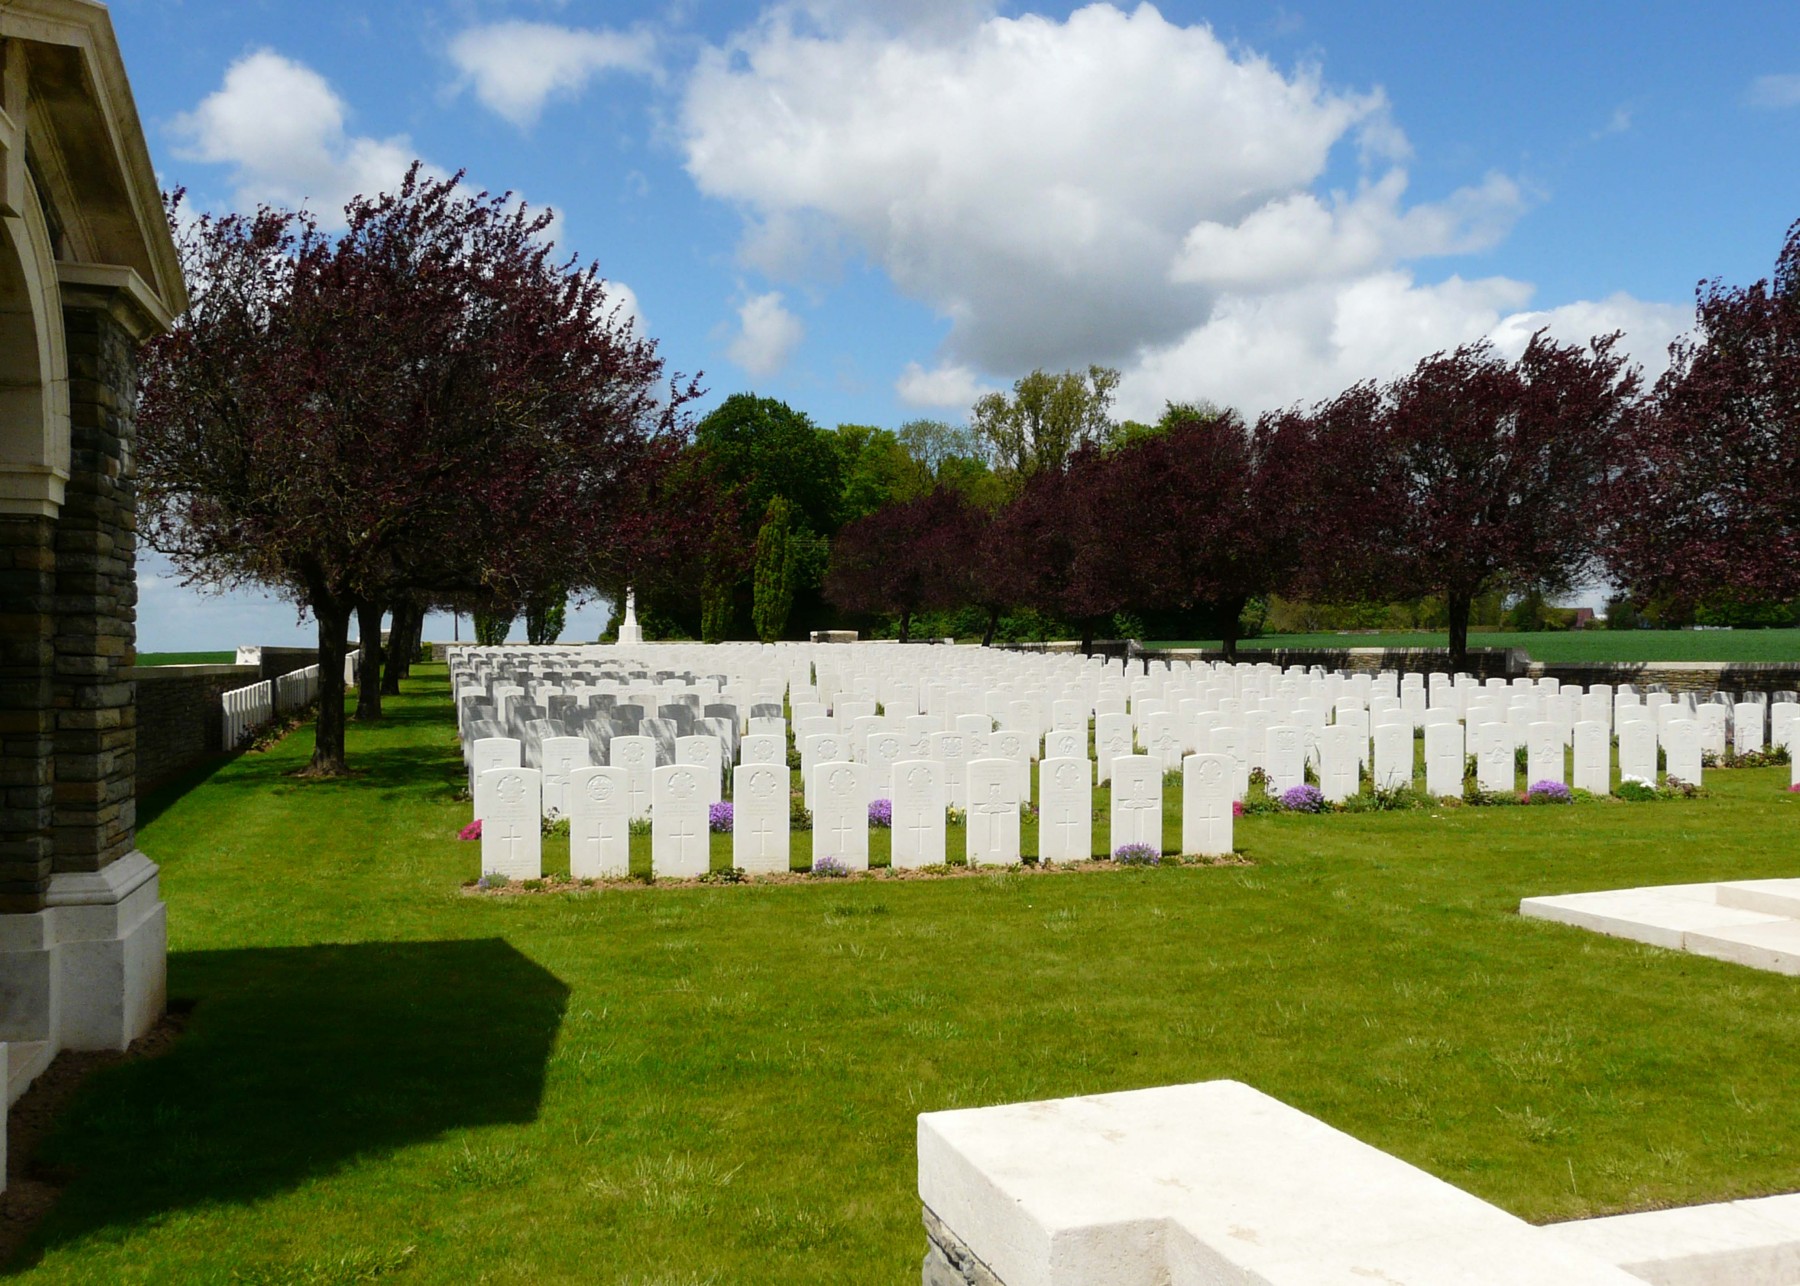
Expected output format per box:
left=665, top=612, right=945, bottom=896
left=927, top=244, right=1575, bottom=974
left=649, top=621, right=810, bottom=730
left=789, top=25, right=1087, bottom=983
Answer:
left=1717, top=878, right=1800, bottom=920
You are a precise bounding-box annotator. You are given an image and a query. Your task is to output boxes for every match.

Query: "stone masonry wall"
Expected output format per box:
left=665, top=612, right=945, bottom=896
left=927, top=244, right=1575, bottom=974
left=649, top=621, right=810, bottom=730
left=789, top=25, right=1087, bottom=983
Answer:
left=0, top=515, right=56, bottom=911
left=51, top=302, right=139, bottom=875
left=132, top=664, right=260, bottom=794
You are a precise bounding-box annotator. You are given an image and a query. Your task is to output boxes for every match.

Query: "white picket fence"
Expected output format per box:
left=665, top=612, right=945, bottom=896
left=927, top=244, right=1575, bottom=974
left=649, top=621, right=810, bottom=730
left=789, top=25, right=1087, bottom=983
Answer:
left=221, top=650, right=361, bottom=747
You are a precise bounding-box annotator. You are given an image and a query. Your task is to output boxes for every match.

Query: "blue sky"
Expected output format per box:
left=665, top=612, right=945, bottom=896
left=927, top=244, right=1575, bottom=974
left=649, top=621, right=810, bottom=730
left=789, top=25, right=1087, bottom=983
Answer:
left=119, top=0, right=1800, bottom=651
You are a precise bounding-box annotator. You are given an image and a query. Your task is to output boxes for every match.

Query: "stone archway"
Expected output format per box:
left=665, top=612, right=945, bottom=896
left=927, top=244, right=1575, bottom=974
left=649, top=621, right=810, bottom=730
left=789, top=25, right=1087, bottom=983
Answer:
left=0, top=1, right=186, bottom=1104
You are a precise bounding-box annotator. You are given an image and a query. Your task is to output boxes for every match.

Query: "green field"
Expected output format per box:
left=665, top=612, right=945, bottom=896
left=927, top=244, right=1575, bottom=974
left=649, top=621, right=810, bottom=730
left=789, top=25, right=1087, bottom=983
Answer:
left=16, top=666, right=1800, bottom=1282
left=133, top=651, right=237, bottom=667
left=1148, top=628, right=1800, bottom=664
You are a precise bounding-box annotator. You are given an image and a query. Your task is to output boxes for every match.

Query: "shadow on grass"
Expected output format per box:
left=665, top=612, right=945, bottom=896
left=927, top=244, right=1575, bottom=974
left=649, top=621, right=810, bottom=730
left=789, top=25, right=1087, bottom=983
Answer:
left=11, top=937, right=567, bottom=1273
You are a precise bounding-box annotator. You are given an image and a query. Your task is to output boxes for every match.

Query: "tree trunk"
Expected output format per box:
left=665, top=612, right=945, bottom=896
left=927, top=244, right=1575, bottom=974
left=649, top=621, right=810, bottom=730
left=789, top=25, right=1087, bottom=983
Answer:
left=1081, top=617, right=1097, bottom=654
left=306, top=594, right=352, bottom=776
left=981, top=606, right=1000, bottom=647
left=400, top=604, right=423, bottom=677
left=382, top=601, right=414, bottom=695
left=1219, top=595, right=1247, bottom=663
left=1447, top=589, right=1472, bottom=674
left=354, top=599, right=384, bottom=721
left=897, top=608, right=912, bottom=644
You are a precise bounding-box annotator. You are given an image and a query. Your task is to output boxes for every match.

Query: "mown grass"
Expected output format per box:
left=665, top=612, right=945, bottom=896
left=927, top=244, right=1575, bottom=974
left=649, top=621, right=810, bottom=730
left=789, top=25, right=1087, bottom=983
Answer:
left=1148, top=628, right=1800, bottom=663
left=15, top=664, right=1800, bottom=1284
left=133, top=651, right=238, bottom=667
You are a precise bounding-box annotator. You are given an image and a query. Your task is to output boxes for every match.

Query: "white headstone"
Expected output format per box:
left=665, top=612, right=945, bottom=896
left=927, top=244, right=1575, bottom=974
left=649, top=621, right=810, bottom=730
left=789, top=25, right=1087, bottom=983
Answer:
left=1181, top=753, right=1233, bottom=857
left=1109, top=754, right=1163, bottom=853
left=1526, top=721, right=1564, bottom=787
left=651, top=763, right=710, bottom=878
left=471, top=737, right=523, bottom=805
left=1318, top=724, right=1360, bottom=803
left=478, top=767, right=541, bottom=880
left=1371, top=722, right=1412, bottom=792
left=1043, top=728, right=1085, bottom=763
left=801, top=732, right=847, bottom=810
left=1618, top=719, right=1658, bottom=785
left=1210, top=725, right=1250, bottom=801
left=741, top=732, right=784, bottom=765
left=568, top=766, right=629, bottom=879
left=1572, top=720, right=1609, bottom=794
left=732, top=762, right=790, bottom=875
left=966, top=759, right=1022, bottom=867
left=1475, top=721, right=1514, bottom=794
left=812, top=761, right=870, bottom=870
left=609, top=734, right=655, bottom=818
left=1265, top=725, right=1305, bottom=793
left=1094, top=712, right=1133, bottom=784
left=1037, top=757, right=1092, bottom=863
left=1052, top=699, right=1086, bottom=731
left=537, top=737, right=593, bottom=812
left=1423, top=720, right=1463, bottom=797
left=866, top=731, right=906, bottom=797
left=1772, top=701, right=1800, bottom=753
left=929, top=730, right=974, bottom=809
left=891, top=759, right=947, bottom=869
left=1734, top=701, right=1766, bottom=756
left=1663, top=718, right=1702, bottom=786
left=675, top=735, right=723, bottom=804
left=1695, top=704, right=1729, bottom=758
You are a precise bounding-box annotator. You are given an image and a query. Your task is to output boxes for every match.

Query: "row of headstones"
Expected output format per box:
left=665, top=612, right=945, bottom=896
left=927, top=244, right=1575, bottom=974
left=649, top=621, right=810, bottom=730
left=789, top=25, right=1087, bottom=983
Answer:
left=476, top=752, right=1237, bottom=881
left=472, top=689, right=1800, bottom=823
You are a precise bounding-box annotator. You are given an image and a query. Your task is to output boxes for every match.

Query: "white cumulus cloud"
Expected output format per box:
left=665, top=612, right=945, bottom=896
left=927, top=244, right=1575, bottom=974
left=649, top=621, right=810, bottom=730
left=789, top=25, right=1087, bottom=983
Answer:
left=895, top=361, right=996, bottom=408
left=727, top=291, right=804, bottom=377
left=170, top=50, right=422, bottom=229
left=683, top=2, right=1688, bottom=423
left=448, top=21, right=659, bottom=128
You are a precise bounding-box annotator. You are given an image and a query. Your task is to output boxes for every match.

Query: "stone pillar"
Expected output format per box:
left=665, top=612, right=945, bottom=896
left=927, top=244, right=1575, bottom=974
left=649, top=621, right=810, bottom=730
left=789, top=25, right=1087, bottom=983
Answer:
left=51, top=295, right=137, bottom=874
left=0, top=271, right=168, bottom=1063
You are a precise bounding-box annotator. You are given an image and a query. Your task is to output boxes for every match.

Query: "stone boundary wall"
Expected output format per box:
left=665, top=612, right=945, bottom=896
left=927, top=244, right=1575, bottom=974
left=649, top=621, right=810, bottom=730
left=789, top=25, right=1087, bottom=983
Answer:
left=236, top=645, right=320, bottom=682
left=131, top=664, right=258, bottom=793
left=1530, top=660, right=1800, bottom=697
left=1000, top=642, right=1800, bottom=697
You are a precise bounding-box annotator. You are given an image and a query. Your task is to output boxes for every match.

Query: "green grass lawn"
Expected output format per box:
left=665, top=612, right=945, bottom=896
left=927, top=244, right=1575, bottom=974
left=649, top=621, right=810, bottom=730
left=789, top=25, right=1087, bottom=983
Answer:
left=18, top=665, right=1800, bottom=1283
left=133, top=651, right=237, bottom=666
left=1147, top=628, right=1800, bottom=664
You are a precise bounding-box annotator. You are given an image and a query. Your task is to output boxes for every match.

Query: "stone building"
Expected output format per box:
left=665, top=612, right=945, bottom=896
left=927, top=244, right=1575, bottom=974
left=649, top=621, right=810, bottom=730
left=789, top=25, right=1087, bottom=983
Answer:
left=0, top=0, right=185, bottom=1096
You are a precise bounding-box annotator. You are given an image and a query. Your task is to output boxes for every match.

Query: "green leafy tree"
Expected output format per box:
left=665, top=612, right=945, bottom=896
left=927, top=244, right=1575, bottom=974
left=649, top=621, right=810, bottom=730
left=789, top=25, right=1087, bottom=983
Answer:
left=473, top=608, right=513, bottom=645
left=693, top=393, right=844, bottom=535
left=752, top=498, right=796, bottom=642
left=895, top=418, right=980, bottom=476
left=970, top=366, right=1121, bottom=480
left=836, top=424, right=929, bottom=522
left=524, top=589, right=566, bottom=645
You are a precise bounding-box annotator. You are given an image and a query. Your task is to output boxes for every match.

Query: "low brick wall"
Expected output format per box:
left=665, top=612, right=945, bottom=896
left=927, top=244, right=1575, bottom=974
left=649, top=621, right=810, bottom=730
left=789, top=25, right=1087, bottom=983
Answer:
left=131, top=664, right=259, bottom=793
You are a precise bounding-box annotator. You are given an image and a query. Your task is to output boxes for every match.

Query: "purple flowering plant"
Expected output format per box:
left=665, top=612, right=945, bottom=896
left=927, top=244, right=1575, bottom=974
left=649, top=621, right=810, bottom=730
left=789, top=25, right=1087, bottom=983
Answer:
left=810, top=855, right=850, bottom=878
left=869, top=797, right=893, bottom=828
left=1113, top=842, right=1160, bottom=866
left=1280, top=784, right=1325, bottom=813
left=1526, top=780, right=1573, bottom=804
left=709, top=800, right=734, bottom=832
